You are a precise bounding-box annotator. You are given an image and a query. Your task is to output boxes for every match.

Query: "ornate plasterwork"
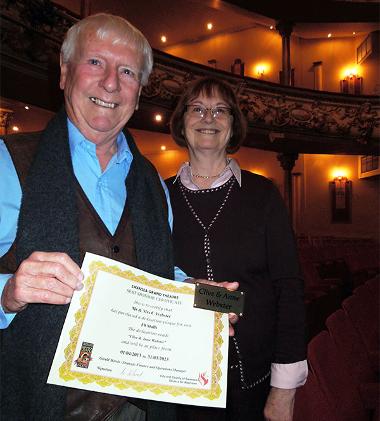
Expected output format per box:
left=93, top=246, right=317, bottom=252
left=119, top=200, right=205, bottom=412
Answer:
left=1, top=0, right=379, bottom=149
left=0, top=108, right=14, bottom=130
left=1, top=0, right=75, bottom=67
left=143, top=62, right=380, bottom=145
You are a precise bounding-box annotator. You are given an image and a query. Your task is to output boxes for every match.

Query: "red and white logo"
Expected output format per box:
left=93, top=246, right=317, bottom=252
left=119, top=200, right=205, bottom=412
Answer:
left=198, top=371, right=209, bottom=386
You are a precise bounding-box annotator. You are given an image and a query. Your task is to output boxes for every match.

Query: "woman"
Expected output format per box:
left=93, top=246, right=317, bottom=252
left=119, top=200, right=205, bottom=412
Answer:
left=166, top=77, right=307, bottom=421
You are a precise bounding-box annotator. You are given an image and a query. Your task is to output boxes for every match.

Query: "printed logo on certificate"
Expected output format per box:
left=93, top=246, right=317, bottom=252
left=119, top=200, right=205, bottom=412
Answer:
left=48, top=253, right=229, bottom=407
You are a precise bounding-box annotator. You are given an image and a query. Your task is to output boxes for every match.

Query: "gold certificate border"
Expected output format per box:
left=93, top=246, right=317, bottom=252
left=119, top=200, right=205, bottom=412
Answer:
left=59, top=260, right=225, bottom=400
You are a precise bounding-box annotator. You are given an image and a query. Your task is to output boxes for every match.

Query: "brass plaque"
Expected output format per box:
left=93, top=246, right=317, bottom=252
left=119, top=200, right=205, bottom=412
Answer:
left=193, top=283, right=245, bottom=316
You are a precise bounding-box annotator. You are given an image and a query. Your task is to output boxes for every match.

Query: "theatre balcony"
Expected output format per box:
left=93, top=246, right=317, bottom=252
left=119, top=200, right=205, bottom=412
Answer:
left=1, top=0, right=379, bottom=157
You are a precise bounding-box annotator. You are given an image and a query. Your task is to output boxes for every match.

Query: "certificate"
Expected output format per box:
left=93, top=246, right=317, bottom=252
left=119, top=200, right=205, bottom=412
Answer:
left=48, top=253, right=229, bottom=407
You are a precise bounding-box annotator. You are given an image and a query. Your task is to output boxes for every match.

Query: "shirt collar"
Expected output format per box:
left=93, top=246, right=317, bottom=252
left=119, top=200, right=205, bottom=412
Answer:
left=173, top=157, right=242, bottom=190
left=67, top=118, right=132, bottom=164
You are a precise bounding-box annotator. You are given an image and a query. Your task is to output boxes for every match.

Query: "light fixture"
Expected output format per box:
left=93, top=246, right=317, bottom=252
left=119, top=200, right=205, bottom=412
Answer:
left=160, top=145, right=166, bottom=151
left=340, top=66, right=362, bottom=94
left=160, top=35, right=167, bottom=43
left=331, top=168, right=350, bottom=180
left=352, top=32, right=356, bottom=35
left=269, top=25, right=274, bottom=30
left=24, top=105, right=30, bottom=110
left=154, top=113, right=163, bottom=122
left=254, top=63, right=269, bottom=78
left=12, top=126, right=19, bottom=132
left=329, top=174, right=352, bottom=223
left=327, top=33, right=332, bottom=38
left=207, top=22, right=213, bottom=30
left=256, top=65, right=265, bottom=77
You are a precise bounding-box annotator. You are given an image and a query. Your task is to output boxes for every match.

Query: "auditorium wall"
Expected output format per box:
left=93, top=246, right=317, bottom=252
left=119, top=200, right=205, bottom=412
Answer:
left=131, top=129, right=379, bottom=242
left=165, top=29, right=379, bottom=94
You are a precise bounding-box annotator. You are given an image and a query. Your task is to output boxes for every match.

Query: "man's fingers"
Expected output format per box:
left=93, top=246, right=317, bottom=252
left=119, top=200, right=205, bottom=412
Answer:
left=38, top=276, right=76, bottom=298
left=24, top=279, right=73, bottom=305
left=21, top=252, right=83, bottom=289
left=2, top=252, right=83, bottom=313
left=3, top=274, right=74, bottom=312
left=30, top=252, right=83, bottom=279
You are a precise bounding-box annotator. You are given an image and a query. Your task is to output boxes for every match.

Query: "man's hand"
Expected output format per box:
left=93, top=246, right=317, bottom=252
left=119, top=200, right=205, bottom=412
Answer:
left=263, top=387, right=296, bottom=421
left=185, top=278, right=239, bottom=336
left=1, top=252, right=84, bottom=313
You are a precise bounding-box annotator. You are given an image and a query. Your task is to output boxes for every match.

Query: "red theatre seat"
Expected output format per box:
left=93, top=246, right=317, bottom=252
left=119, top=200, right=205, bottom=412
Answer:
left=326, top=309, right=378, bottom=382
left=307, top=331, right=375, bottom=421
left=294, top=367, right=336, bottom=421
left=342, top=282, right=379, bottom=358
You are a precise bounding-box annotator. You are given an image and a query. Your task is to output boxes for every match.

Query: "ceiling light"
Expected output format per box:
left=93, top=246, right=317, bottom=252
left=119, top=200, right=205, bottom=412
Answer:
left=161, top=35, right=167, bottom=43
left=207, top=22, right=213, bottom=30
left=270, top=25, right=274, bottom=30
left=328, top=33, right=332, bottom=38
left=154, top=114, right=163, bottom=122
left=24, top=105, right=30, bottom=110
left=12, top=126, right=20, bottom=132
left=160, top=145, right=166, bottom=151
left=352, top=32, right=356, bottom=35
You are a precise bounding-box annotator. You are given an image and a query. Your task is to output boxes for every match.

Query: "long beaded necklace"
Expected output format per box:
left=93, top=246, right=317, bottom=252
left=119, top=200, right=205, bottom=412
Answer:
left=179, top=176, right=270, bottom=390
left=179, top=177, right=235, bottom=280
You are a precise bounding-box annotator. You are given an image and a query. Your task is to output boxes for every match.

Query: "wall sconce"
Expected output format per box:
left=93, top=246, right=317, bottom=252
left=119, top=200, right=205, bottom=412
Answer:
left=231, top=58, right=245, bottom=76
left=329, top=176, right=352, bottom=223
left=256, top=65, right=266, bottom=78
left=340, top=69, right=362, bottom=94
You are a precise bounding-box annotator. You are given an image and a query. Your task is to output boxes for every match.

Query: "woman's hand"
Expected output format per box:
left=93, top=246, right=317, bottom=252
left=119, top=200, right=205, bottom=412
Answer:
left=263, top=387, right=296, bottom=421
left=185, top=278, right=239, bottom=336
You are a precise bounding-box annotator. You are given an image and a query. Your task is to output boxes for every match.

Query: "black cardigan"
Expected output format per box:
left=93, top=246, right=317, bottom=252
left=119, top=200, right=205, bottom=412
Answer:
left=166, top=171, right=306, bottom=380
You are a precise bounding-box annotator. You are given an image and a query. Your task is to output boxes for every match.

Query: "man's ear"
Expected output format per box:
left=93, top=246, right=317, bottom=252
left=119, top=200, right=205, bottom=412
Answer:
left=59, top=54, right=68, bottom=90
left=135, top=85, right=143, bottom=110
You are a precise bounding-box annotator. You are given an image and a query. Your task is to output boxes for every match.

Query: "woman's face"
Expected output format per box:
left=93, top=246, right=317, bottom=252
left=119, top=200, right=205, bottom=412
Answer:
left=183, top=90, right=233, bottom=156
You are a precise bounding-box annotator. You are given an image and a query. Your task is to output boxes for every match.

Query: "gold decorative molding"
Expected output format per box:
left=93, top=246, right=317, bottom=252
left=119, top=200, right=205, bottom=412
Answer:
left=0, top=108, right=14, bottom=134
left=1, top=0, right=379, bottom=153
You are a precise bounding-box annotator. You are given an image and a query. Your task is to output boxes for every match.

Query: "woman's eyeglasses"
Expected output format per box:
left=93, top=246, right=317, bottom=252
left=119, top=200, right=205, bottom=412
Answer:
left=186, top=104, right=232, bottom=120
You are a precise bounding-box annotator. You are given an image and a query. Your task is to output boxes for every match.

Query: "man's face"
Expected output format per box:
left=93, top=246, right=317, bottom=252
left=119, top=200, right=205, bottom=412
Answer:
left=60, top=32, right=143, bottom=144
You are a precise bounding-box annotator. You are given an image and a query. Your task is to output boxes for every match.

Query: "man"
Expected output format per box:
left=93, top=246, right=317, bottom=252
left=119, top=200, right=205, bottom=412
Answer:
left=0, top=13, right=184, bottom=421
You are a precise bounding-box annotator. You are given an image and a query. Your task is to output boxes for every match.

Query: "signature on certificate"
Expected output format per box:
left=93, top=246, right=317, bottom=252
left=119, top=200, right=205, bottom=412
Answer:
left=121, top=367, right=144, bottom=377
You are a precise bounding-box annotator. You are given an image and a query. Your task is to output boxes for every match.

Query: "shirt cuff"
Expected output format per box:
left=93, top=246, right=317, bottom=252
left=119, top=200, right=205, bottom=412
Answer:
left=270, top=360, right=308, bottom=389
left=0, top=273, right=16, bottom=329
left=174, top=266, right=188, bottom=282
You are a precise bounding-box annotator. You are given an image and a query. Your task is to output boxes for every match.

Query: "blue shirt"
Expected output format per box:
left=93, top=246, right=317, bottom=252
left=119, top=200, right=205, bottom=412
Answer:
left=0, top=120, right=186, bottom=328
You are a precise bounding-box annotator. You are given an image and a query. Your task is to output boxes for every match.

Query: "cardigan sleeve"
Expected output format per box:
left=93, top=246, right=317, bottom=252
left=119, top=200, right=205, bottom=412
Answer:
left=265, top=184, right=307, bottom=364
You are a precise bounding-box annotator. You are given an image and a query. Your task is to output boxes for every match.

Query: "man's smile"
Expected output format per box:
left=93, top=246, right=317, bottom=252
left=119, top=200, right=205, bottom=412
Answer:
left=89, top=96, right=119, bottom=109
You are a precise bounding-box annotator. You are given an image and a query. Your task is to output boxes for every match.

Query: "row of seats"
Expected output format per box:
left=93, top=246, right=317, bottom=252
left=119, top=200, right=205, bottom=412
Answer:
left=298, top=235, right=379, bottom=290
left=297, top=236, right=379, bottom=340
left=294, top=276, right=379, bottom=421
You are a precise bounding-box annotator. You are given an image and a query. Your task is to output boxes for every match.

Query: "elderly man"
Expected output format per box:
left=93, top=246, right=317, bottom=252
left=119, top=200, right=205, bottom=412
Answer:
left=0, top=13, right=180, bottom=421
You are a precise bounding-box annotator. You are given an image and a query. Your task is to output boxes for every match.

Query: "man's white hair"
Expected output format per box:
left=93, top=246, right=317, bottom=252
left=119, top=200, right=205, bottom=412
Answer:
left=61, top=13, right=153, bottom=86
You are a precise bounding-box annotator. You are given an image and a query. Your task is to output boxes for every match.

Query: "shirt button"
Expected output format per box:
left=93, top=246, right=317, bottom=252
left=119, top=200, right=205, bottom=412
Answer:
left=112, top=245, right=120, bottom=253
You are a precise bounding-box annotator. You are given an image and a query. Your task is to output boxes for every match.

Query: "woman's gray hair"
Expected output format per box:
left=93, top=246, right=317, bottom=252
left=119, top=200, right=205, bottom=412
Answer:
left=61, top=13, right=153, bottom=86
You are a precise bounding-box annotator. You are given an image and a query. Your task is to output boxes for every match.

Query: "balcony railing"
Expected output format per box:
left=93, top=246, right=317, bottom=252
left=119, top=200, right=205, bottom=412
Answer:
left=1, top=0, right=379, bottom=155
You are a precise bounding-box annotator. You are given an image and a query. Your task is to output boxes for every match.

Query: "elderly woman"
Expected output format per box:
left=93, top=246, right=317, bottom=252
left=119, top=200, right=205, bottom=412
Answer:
left=166, top=77, right=307, bottom=421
